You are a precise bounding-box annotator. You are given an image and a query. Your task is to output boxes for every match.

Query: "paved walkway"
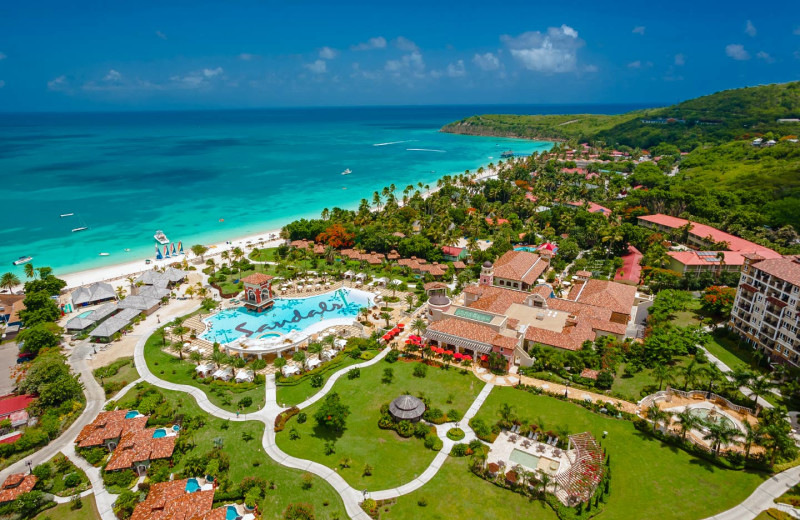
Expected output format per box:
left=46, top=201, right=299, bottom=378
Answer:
left=703, top=466, right=800, bottom=519
left=699, top=345, right=774, bottom=410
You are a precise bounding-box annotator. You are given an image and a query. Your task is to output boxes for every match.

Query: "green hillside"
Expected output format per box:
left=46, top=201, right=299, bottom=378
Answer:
left=442, top=81, right=800, bottom=150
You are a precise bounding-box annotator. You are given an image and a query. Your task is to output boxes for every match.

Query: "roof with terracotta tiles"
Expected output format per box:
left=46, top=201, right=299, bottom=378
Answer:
left=106, top=428, right=176, bottom=471
left=76, top=410, right=148, bottom=448
left=493, top=250, right=547, bottom=285
left=423, top=282, right=448, bottom=291
left=0, top=474, right=37, bottom=503
left=194, top=508, right=227, bottom=520
left=131, top=480, right=215, bottom=520
left=452, top=261, right=467, bottom=269
left=567, top=279, right=636, bottom=316
left=427, top=318, right=498, bottom=345
left=753, top=257, right=800, bottom=287
left=466, top=285, right=529, bottom=314
left=581, top=368, right=600, bottom=380
left=241, top=273, right=274, bottom=285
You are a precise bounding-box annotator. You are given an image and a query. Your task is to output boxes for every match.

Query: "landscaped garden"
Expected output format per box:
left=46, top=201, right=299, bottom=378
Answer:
left=469, top=386, right=766, bottom=520
left=33, top=453, right=92, bottom=498
left=275, top=358, right=483, bottom=490
left=113, top=382, right=347, bottom=519
left=32, top=496, right=99, bottom=520
left=93, top=357, right=139, bottom=398
left=143, top=326, right=266, bottom=413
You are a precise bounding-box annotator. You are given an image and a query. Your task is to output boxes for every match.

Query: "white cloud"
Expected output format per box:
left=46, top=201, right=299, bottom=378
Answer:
left=674, top=53, right=685, bottom=66
left=203, top=67, right=224, bottom=78
left=632, top=26, right=646, bottom=35
left=726, top=43, right=750, bottom=60
left=238, top=53, right=259, bottom=61
left=0, top=80, right=5, bottom=88
left=0, top=52, right=6, bottom=61
left=745, top=20, right=757, bottom=37
left=501, top=25, right=584, bottom=73
left=351, top=37, right=387, bottom=51
left=473, top=52, right=501, bottom=71
left=304, top=59, right=327, bottom=74
left=155, top=30, right=167, bottom=40
left=103, top=69, right=122, bottom=82
left=393, top=36, right=418, bottom=52
left=47, top=75, right=67, bottom=90
left=385, top=51, right=425, bottom=78
left=757, top=51, right=775, bottom=63
left=627, top=60, right=642, bottom=69
left=446, top=60, right=466, bottom=77
left=319, top=46, right=338, bottom=60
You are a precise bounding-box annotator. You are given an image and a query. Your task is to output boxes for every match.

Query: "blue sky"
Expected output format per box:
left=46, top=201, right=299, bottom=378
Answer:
left=0, top=0, right=798, bottom=111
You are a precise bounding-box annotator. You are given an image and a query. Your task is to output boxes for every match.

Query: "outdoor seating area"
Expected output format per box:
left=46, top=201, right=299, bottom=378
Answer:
left=381, top=323, right=405, bottom=343
left=486, top=430, right=569, bottom=481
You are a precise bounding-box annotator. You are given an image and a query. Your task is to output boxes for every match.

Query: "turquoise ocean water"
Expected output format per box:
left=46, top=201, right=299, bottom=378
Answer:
left=0, top=104, right=643, bottom=276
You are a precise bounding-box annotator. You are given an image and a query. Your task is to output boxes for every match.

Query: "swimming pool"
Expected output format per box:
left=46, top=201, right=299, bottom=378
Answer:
left=226, top=505, right=240, bottom=520
left=201, top=288, right=374, bottom=344
left=509, top=448, right=541, bottom=471
left=185, top=478, right=200, bottom=493
left=514, top=246, right=538, bottom=253
left=78, top=310, right=94, bottom=318
left=152, top=428, right=167, bottom=439
left=124, top=410, right=140, bottom=419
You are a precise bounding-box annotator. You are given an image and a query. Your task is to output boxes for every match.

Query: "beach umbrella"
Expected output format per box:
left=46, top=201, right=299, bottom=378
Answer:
left=382, top=334, right=392, bottom=341
left=397, top=323, right=405, bottom=329
left=480, top=354, right=488, bottom=362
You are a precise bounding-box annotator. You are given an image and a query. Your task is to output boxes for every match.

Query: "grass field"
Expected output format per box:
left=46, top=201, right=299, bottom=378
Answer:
left=93, top=357, right=139, bottom=397
left=115, top=383, right=347, bottom=519
left=33, top=496, right=99, bottom=520
left=613, top=357, right=692, bottom=401
left=143, top=330, right=265, bottom=412
left=704, top=334, right=757, bottom=372
left=276, top=354, right=368, bottom=407
left=470, top=387, right=766, bottom=520
left=276, top=359, right=483, bottom=490
left=384, top=457, right=558, bottom=520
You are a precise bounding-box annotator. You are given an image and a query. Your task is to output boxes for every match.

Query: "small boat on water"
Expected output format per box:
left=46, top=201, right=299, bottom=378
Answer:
left=124, top=248, right=131, bottom=252
left=500, top=150, right=514, bottom=158
left=154, top=230, right=169, bottom=245
left=60, top=213, right=74, bottom=218
left=12, top=256, right=32, bottom=266
left=99, top=253, right=110, bottom=256
left=72, top=227, right=88, bottom=233
left=341, top=168, right=352, bottom=175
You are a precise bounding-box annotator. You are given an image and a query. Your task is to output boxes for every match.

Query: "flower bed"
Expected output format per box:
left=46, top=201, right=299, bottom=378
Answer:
left=446, top=428, right=465, bottom=441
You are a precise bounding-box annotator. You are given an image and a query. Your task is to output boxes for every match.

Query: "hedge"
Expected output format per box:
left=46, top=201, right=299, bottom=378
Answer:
left=274, top=407, right=299, bottom=432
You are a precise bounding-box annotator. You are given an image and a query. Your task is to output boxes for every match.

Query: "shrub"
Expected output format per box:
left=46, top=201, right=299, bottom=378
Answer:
left=284, top=502, right=315, bottom=520
left=300, top=473, right=314, bottom=490
left=396, top=420, right=415, bottom=438
left=310, top=374, right=323, bottom=388
left=446, top=409, right=462, bottom=422
left=451, top=443, right=469, bottom=457
left=250, top=359, right=267, bottom=370
left=446, top=428, right=465, bottom=441
left=413, top=364, right=427, bottom=378
left=114, top=490, right=139, bottom=520
left=238, top=396, right=253, bottom=409
left=274, top=407, right=300, bottom=432
left=103, top=469, right=136, bottom=490
left=297, top=412, right=307, bottom=424
left=347, top=368, right=360, bottom=379
left=81, top=447, right=108, bottom=466
left=32, top=463, right=52, bottom=481
left=424, top=435, right=443, bottom=451
left=385, top=350, right=399, bottom=363
left=414, top=422, right=430, bottom=439
left=423, top=407, right=444, bottom=424
left=63, top=473, right=81, bottom=488
left=417, top=497, right=428, bottom=507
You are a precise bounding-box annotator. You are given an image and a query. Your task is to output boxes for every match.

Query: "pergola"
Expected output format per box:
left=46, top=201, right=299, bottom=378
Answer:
left=555, top=432, right=605, bottom=505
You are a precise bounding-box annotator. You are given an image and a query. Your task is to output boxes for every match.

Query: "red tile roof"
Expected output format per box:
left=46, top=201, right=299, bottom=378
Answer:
left=580, top=368, right=600, bottom=380
left=485, top=217, right=509, bottom=226
left=130, top=480, right=214, bottom=520
left=567, top=279, right=636, bottom=317
left=452, top=261, right=467, bottom=269
left=493, top=250, right=548, bottom=285
left=241, top=273, right=274, bottom=285
left=567, top=201, right=612, bottom=217
left=442, top=246, right=464, bottom=256
left=752, top=257, right=800, bottom=287
left=0, top=433, right=21, bottom=445
left=423, top=282, right=448, bottom=291
left=0, top=395, right=34, bottom=418
left=615, top=245, right=643, bottom=284
left=637, top=214, right=781, bottom=258
left=106, top=428, right=176, bottom=471
left=466, top=285, right=529, bottom=314
left=667, top=250, right=745, bottom=267
left=76, top=410, right=148, bottom=448
left=0, top=474, right=37, bottom=503
left=427, top=318, right=498, bottom=345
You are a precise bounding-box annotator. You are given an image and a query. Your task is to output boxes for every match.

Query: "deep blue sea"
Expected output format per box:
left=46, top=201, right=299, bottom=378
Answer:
left=0, top=104, right=646, bottom=276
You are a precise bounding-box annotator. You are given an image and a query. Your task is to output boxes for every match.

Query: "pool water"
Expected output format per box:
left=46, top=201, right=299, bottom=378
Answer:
left=172, top=424, right=181, bottom=432
left=514, top=246, right=538, bottom=253
left=509, top=448, right=541, bottom=470
left=226, top=505, right=240, bottom=520
left=78, top=310, right=94, bottom=318
left=124, top=410, right=140, bottom=419
left=185, top=478, right=200, bottom=493
left=201, top=288, right=374, bottom=344
left=152, top=429, right=167, bottom=439
left=688, top=407, right=737, bottom=431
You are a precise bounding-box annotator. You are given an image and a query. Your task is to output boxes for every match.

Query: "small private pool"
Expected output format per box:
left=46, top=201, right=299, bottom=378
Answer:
left=513, top=246, right=538, bottom=253
left=172, top=424, right=181, bottom=432
left=152, top=428, right=167, bottom=439
left=509, top=448, right=541, bottom=471
left=125, top=410, right=141, bottom=419
left=185, top=478, right=200, bottom=493
left=77, top=310, right=94, bottom=318
left=226, top=505, right=240, bottom=520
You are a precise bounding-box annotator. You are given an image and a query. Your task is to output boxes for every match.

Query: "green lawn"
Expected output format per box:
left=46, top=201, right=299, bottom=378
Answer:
left=37, top=453, right=91, bottom=497
left=276, top=359, right=483, bottom=490
left=276, top=355, right=368, bottom=407
left=704, top=334, right=758, bottom=372
left=613, top=357, right=692, bottom=401
left=143, top=330, right=265, bottom=413
left=34, top=496, right=99, bottom=520
left=471, top=387, right=766, bottom=520
left=384, top=457, right=558, bottom=520
left=249, top=247, right=279, bottom=262
left=94, top=357, right=140, bottom=397
left=115, top=383, right=347, bottom=519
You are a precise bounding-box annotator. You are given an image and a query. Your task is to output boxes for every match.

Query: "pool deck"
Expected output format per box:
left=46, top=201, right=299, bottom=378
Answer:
left=486, top=430, right=570, bottom=477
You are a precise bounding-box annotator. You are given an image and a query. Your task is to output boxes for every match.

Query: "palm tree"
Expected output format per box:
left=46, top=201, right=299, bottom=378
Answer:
left=405, top=294, right=415, bottom=312
left=185, top=286, right=195, bottom=300
left=675, top=409, right=703, bottom=441
left=221, top=251, right=230, bottom=268
left=115, top=285, right=126, bottom=300
left=211, top=350, right=226, bottom=369
left=742, top=421, right=764, bottom=460
left=23, top=263, right=35, bottom=279
left=647, top=404, right=669, bottom=433
left=702, top=423, right=740, bottom=456
left=324, top=246, right=336, bottom=265
left=381, top=312, right=391, bottom=328
left=652, top=364, right=674, bottom=391
left=0, top=272, right=20, bottom=294
left=170, top=340, right=186, bottom=360
left=206, top=258, right=216, bottom=275
left=748, top=375, right=774, bottom=415
left=680, top=360, right=702, bottom=390
left=412, top=318, right=427, bottom=336
left=497, top=403, right=516, bottom=424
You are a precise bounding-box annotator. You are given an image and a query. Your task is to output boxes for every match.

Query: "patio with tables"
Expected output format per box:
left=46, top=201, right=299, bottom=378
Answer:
left=485, top=430, right=570, bottom=479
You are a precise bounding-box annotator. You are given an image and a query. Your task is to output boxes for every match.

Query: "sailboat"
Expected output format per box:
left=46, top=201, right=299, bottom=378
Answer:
left=155, top=245, right=163, bottom=260
left=177, top=241, right=184, bottom=255
left=341, top=168, right=352, bottom=175
left=68, top=213, right=90, bottom=232
left=163, top=245, right=170, bottom=259
left=170, top=243, right=177, bottom=256
left=60, top=213, right=74, bottom=218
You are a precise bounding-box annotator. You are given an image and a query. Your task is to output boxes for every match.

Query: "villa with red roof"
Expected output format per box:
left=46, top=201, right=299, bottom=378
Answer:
left=637, top=214, right=781, bottom=274
left=423, top=251, right=640, bottom=369
left=0, top=474, right=37, bottom=503
left=241, top=273, right=275, bottom=313
left=565, top=201, right=612, bottom=218
left=0, top=394, right=35, bottom=429
left=614, top=245, right=643, bottom=285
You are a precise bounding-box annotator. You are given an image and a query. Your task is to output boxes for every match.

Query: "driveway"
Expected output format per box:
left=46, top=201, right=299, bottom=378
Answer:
left=0, top=342, right=19, bottom=395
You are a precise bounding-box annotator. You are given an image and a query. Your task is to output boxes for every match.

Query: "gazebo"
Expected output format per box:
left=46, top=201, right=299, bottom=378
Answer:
left=389, top=395, right=426, bottom=423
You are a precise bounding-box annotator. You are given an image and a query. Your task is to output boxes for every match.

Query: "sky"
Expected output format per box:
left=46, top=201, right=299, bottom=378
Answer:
left=0, top=0, right=798, bottom=111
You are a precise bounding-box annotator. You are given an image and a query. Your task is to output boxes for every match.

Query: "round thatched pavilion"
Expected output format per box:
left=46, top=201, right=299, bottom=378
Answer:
left=389, top=394, right=426, bottom=423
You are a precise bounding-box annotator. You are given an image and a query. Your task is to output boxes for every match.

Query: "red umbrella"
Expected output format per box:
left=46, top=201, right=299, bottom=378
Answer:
left=481, top=354, right=488, bottom=362
left=391, top=327, right=401, bottom=335
left=398, top=323, right=405, bottom=328
left=454, top=353, right=463, bottom=360
left=382, top=334, right=392, bottom=341
left=445, top=350, right=455, bottom=356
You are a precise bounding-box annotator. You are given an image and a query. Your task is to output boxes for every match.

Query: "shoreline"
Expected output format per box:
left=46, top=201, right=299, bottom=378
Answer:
left=19, top=153, right=522, bottom=291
